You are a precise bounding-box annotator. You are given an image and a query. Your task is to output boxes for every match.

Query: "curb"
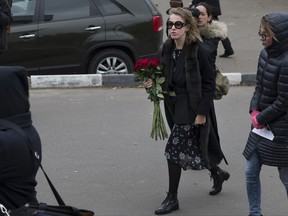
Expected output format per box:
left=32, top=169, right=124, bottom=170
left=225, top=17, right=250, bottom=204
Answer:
left=28, top=73, right=256, bottom=89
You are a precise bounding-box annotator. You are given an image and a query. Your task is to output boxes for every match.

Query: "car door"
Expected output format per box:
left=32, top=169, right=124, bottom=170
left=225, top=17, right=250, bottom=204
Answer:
left=36, top=0, right=105, bottom=74
left=0, top=0, right=40, bottom=73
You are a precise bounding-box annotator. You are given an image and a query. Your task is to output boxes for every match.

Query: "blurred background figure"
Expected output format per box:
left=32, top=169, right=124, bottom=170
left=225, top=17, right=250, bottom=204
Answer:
left=0, top=0, right=12, bottom=55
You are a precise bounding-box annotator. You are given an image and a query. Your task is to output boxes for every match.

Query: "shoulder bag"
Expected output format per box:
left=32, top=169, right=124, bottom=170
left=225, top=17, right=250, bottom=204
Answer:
left=214, top=67, right=230, bottom=100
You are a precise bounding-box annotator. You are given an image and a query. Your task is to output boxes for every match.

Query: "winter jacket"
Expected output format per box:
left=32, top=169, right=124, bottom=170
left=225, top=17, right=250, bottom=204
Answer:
left=243, top=12, right=288, bottom=165
left=0, top=66, right=42, bottom=210
left=161, top=38, right=227, bottom=168
left=0, top=0, right=12, bottom=53
left=199, top=20, right=227, bottom=69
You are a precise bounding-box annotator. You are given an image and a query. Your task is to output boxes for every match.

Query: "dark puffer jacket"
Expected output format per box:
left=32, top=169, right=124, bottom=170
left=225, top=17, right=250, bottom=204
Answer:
left=250, top=12, right=288, bottom=143
left=243, top=12, right=288, bottom=166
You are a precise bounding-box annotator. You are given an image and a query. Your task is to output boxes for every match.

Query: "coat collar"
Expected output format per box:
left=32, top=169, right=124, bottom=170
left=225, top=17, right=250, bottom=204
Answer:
left=199, top=21, right=227, bottom=40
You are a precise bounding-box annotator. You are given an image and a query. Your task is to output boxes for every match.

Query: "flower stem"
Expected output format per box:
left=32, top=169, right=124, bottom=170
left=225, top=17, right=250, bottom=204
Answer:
left=150, top=101, right=168, bottom=141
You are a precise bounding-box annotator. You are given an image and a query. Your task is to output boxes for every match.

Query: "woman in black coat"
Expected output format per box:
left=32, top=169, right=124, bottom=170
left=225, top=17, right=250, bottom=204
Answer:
left=195, top=3, right=227, bottom=69
left=0, top=66, right=42, bottom=210
left=243, top=12, right=288, bottom=216
left=189, top=0, right=234, bottom=57
left=144, top=7, right=228, bottom=215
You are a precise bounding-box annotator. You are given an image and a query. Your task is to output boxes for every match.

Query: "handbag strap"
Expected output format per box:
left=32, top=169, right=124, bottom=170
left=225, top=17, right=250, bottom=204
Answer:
left=0, top=119, right=66, bottom=206
left=0, top=204, right=10, bottom=216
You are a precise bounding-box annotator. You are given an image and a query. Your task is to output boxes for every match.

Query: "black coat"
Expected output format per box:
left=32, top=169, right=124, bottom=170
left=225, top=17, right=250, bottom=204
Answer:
left=161, top=38, right=227, bottom=168
left=0, top=0, right=12, bottom=52
left=243, top=13, right=288, bottom=165
left=0, top=66, right=42, bottom=210
left=199, top=21, right=227, bottom=70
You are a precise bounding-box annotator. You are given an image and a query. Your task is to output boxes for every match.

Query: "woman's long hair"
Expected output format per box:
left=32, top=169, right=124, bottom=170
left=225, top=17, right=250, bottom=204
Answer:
left=168, top=7, right=202, bottom=44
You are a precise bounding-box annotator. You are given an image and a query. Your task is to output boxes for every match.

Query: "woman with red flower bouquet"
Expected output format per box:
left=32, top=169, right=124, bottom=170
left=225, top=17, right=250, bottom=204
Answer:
left=144, top=7, right=228, bottom=215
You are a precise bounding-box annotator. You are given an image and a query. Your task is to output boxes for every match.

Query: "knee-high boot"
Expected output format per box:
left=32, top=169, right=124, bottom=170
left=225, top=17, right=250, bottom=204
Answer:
left=220, top=37, right=234, bottom=57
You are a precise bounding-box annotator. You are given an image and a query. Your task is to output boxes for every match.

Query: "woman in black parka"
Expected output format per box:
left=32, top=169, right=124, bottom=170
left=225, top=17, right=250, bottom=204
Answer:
left=144, top=7, right=228, bottom=215
left=243, top=12, right=288, bottom=216
left=0, top=66, right=41, bottom=210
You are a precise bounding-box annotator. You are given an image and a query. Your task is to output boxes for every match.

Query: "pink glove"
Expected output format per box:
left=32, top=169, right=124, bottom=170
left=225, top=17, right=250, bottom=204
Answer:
left=251, top=110, right=260, bottom=117
left=251, top=110, right=264, bottom=129
left=252, top=115, right=260, bottom=128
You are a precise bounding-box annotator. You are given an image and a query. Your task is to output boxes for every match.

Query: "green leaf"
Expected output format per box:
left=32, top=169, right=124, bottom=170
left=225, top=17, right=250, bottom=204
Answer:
left=157, top=93, right=164, bottom=99
left=156, top=83, right=162, bottom=91
left=168, top=91, right=176, bottom=97
left=156, top=76, right=165, bottom=84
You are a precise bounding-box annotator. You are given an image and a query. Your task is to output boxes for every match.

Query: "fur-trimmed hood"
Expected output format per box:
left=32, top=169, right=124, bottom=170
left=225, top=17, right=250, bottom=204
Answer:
left=199, top=21, right=227, bottom=40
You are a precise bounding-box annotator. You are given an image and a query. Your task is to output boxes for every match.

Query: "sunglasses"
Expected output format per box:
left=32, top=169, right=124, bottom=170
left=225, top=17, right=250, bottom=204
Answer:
left=167, top=21, right=185, bottom=29
left=258, top=31, right=268, bottom=40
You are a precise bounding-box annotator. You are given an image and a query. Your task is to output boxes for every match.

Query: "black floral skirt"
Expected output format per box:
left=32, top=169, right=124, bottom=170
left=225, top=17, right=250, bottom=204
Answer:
left=164, top=124, right=205, bottom=170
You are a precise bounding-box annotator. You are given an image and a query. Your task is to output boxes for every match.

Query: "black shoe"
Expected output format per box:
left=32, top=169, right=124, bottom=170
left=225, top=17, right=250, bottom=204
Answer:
left=219, top=50, right=234, bottom=58
left=209, top=168, right=230, bottom=195
left=155, top=192, right=179, bottom=215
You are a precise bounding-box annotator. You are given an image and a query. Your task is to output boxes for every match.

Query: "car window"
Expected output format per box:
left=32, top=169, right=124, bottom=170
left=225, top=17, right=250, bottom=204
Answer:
left=11, top=0, right=36, bottom=25
left=96, top=0, right=125, bottom=15
left=44, top=0, right=90, bottom=22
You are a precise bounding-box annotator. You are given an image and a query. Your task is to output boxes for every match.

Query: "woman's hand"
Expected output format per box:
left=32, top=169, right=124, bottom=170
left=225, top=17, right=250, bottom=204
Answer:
left=194, top=115, right=206, bottom=126
left=143, top=78, right=153, bottom=89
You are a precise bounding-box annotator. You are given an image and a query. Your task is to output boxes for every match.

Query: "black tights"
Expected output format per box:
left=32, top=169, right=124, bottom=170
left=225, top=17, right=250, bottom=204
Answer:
left=167, top=160, right=181, bottom=193
left=167, top=159, right=220, bottom=193
left=209, top=165, right=220, bottom=174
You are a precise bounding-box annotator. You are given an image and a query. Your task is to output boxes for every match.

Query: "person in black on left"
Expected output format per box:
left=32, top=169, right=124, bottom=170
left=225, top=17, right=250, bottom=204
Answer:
left=0, top=66, right=42, bottom=211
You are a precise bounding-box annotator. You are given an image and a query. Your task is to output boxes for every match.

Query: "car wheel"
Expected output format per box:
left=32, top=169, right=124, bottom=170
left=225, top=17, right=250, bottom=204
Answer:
left=89, top=49, right=133, bottom=74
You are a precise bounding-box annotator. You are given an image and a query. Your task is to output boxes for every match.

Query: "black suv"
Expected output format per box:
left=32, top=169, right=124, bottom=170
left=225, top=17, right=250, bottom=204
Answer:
left=0, top=0, right=163, bottom=75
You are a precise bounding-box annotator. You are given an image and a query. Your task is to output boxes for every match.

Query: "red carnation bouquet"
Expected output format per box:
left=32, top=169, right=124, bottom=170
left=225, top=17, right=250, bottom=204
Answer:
left=134, top=58, right=168, bottom=141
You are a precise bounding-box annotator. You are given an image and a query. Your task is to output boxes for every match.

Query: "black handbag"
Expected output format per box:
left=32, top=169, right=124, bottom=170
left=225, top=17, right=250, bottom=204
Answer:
left=0, top=119, right=94, bottom=216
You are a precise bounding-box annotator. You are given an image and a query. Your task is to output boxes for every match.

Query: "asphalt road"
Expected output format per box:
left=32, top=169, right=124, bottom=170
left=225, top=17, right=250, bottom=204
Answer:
left=30, top=86, right=287, bottom=216
left=152, top=0, right=288, bottom=73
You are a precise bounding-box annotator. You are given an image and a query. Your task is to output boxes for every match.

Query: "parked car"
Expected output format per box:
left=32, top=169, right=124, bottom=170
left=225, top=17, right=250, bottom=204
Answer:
left=0, top=0, right=163, bottom=75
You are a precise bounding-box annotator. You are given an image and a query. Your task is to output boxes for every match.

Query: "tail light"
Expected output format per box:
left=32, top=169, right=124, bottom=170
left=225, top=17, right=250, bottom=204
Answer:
left=153, top=16, right=163, bottom=32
